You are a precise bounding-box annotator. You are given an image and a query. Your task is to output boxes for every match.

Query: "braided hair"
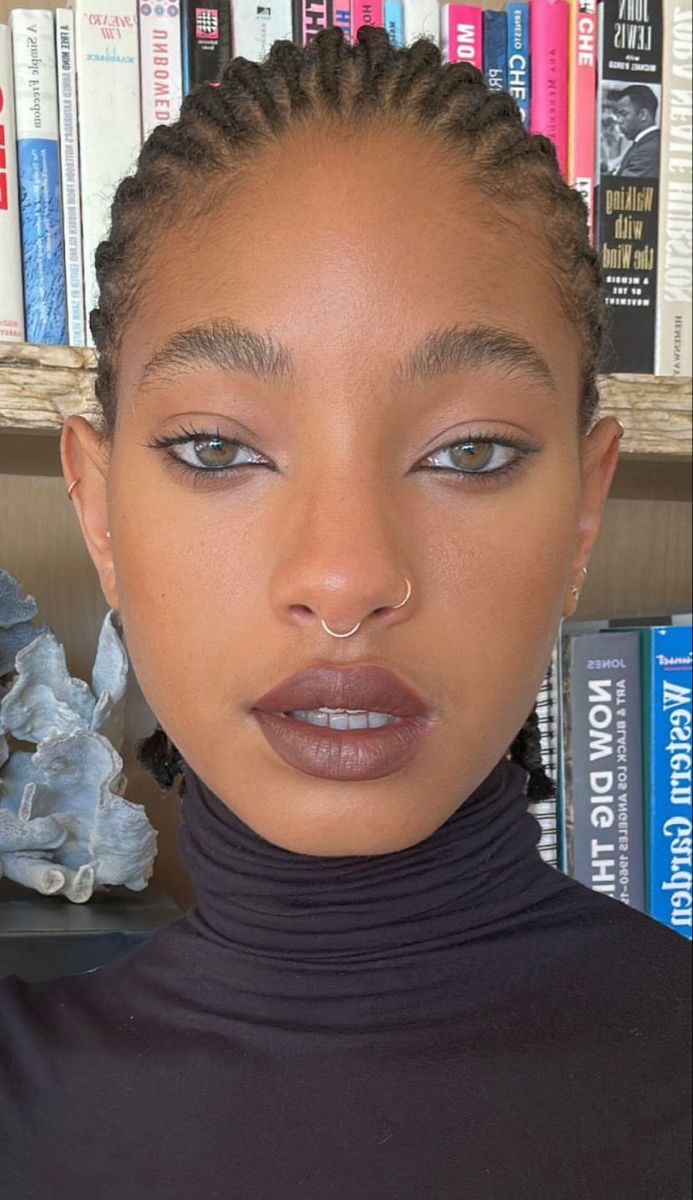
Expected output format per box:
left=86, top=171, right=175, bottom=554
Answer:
left=90, top=25, right=607, bottom=802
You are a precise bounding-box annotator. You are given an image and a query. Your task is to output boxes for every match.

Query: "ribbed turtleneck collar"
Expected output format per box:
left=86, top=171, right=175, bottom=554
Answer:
left=173, top=755, right=571, bottom=1029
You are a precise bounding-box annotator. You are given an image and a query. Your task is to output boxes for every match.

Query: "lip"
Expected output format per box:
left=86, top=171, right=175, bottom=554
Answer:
left=253, top=664, right=430, bottom=718
left=251, top=664, right=435, bottom=781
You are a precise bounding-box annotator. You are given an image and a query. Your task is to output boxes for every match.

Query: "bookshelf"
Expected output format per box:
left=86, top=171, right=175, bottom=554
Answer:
left=1, top=2, right=691, bottom=911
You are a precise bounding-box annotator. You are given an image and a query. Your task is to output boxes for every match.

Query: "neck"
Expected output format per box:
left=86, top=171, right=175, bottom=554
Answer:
left=174, top=755, right=571, bottom=1028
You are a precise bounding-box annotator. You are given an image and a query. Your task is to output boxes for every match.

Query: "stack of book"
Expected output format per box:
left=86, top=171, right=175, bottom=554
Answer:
left=531, top=612, right=692, bottom=941
left=1, top=0, right=691, bottom=369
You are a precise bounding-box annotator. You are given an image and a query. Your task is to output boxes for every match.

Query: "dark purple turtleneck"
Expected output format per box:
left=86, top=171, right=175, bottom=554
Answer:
left=1, top=754, right=690, bottom=1199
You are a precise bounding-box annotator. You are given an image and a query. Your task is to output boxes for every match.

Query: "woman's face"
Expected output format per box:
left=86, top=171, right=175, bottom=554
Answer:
left=63, top=122, right=621, bottom=855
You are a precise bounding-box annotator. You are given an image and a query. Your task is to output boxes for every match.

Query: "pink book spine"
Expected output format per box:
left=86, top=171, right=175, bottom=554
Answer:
left=440, top=5, right=483, bottom=67
left=529, top=0, right=570, bottom=177
left=352, top=0, right=384, bottom=36
left=568, top=0, right=597, bottom=237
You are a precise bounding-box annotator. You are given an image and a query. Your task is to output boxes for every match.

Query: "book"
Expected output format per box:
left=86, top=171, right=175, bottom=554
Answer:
left=231, top=0, right=293, bottom=60
left=352, top=0, right=385, bottom=34
left=558, top=627, right=646, bottom=913
left=440, top=4, right=483, bottom=67
left=385, top=0, right=406, bottom=46
left=0, top=24, right=24, bottom=343
left=403, top=0, right=440, bottom=43
left=139, top=0, right=183, bottom=137
left=55, top=9, right=86, bottom=347
left=529, top=636, right=561, bottom=867
left=293, top=0, right=336, bottom=45
left=10, top=8, right=68, bottom=346
left=483, top=8, right=507, bottom=92
left=655, top=0, right=692, bottom=375
left=594, top=0, right=664, bottom=373
left=506, top=1, right=530, bottom=127
left=530, top=0, right=570, bottom=176
left=568, top=0, right=598, bottom=238
left=642, top=622, right=692, bottom=939
left=73, top=0, right=141, bottom=342
left=181, top=0, right=231, bottom=92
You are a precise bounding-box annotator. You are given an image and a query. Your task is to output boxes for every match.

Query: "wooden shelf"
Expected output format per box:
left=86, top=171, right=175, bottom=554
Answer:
left=1, top=341, right=691, bottom=461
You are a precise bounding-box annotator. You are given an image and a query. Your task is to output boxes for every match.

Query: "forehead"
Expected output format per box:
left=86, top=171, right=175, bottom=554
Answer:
left=120, top=122, right=579, bottom=402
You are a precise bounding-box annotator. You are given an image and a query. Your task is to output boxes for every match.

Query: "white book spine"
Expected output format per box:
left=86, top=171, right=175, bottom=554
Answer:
left=73, top=0, right=141, bottom=345
left=139, top=0, right=183, bottom=139
left=10, top=8, right=68, bottom=346
left=655, top=0, right=692, bottom=376
left=56, top=9, right=86, bottom=347
left=0, top=24, right=25, bottom=342
left=231, top=0, right=293, bottom=62
left=403, top=0, right=440, bottom=45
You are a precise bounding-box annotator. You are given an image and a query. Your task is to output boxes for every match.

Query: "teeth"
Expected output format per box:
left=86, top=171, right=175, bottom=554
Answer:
left=287, top=708, right=399, bottom=730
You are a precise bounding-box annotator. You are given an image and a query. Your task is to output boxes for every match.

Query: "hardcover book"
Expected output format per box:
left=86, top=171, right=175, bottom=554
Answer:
left=181, top=0, right=231, bottom=91
left=351, top=0, right=385, bottom=36
left=139, top=0, right=183, bottom=137
left=655, top=0, right=692, bottom=375
left=558, top=628, right=646, bottom=913
left=55, top=9, right=86, bottom=347
left=402, top=0, right=440, bottom=43
left=0, top=24, right=24, bottom=342
left=10, top=8, right=67, bottom=345
left=232, top=0, right=293, bottom=60
left=530, top=0, right=570, bottom=176
left=506, top=1, right=530, bottom=127
left=483, top=8, right=508, bottom=92
left=642, top=623, right=692, bottom=939
left=440, top=4, right=483, bottom=66
left=568, top=0, right=598, bottom=238
left=594, top=0, right=664, bottom=372
left=73, top=0, right=141, bottom=341
left=385, top=0, right=405, bottom=46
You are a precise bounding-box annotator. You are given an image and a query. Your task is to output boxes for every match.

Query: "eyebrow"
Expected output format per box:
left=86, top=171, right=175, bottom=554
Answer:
left=138, top=318, right=556, bottom=393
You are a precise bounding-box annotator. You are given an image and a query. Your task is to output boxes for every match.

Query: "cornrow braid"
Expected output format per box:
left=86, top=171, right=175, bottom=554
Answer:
left=103, top=24, right=605, bottom=802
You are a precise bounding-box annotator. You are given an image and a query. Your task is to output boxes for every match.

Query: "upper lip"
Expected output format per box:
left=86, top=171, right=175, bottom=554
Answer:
left=253, top=664, right=430, bottom=718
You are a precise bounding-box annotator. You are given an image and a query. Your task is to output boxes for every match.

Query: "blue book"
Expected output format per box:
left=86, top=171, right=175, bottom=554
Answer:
left=385, top=0, right=405, bottom=48
left=11, top=9, right=67, bottom=345
left=483, top=9, right=507, bottom=92
left=642, top=623, right=693, bottom=939
left=506, top=1, right=530, bottom=128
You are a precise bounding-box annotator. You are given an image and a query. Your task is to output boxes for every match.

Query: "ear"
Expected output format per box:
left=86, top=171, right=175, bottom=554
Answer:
left=564, top=416, right=623, bottom=616
left=60, top=416, right=119, bottom=611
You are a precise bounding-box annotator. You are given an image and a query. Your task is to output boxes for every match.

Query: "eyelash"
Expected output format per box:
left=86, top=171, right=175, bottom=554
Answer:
left=146, top=423, right=540, bottom=488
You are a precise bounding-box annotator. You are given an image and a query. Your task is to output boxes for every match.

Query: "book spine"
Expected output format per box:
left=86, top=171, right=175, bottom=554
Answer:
left=55, top=10, right=85, bottom=347
left=506, top=2, right=530, bottom=127
left=560, top=630, right=646, bottom=910
left=293, top=0, right=333, bottom=47
left=139, top=0, right=183, bottom=137
left=232, top=0, right=294, bottom=60
left=642, top=623, right=692, bottom=938
left=594, top=0, right=664, bottom=372
left=440, top=4, right=483, bottom=67
left=483, top=9, right=507, bottom=92
left=655, top=0, right=692, bottom=375
left=0, top=25, right=25, bottom=342
left=385, top=0, right=405, bottom=47
left=181, top=0, right=231, bottom=89
left=402, top=0, right=440, bottom=43
left=568, top=0, right=598, bottom=238
left=530, top=0, right=570, bottom=176
left=73, top=0, right=141, bottom=343
left=10, top=9, right=68, bottom=346
left=352, top=0, right=385, bottom=35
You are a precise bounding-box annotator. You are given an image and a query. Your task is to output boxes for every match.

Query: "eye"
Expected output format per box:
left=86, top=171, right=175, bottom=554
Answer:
left=417, top=430, right=540, bottom=485
left=146, top=425, right=274, bottom=483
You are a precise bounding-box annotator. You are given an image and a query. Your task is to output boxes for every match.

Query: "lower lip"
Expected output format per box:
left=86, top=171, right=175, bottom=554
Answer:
left=252, top=710, right=433, bottom=781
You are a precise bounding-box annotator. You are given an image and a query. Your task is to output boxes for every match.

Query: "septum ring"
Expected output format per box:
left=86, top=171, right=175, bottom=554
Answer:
left=321, top=576, right=412, bottom=638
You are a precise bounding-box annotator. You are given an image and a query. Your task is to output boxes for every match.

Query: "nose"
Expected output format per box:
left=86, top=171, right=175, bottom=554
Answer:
left=268, top=477, right=415, bottom=638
